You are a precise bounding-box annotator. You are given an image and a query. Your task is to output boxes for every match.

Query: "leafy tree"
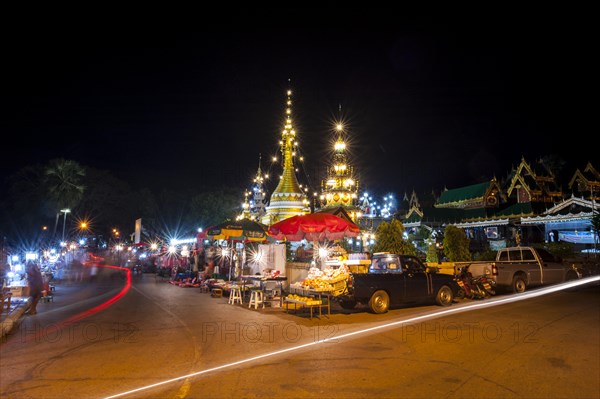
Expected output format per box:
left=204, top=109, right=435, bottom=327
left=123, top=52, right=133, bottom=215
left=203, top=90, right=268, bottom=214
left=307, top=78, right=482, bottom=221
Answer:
left=538, top=242, right=575, bottom=260
left=443, top=225, right=471, bottom=261
left=426, top=243, right=440, bottom=263
left=372, top=219, right=416, bottom=255
left=75, top=167, right=140, bottom=238
left=189, top=188, right=242, bottom=228
left=1, top=164, right=52, bottom=248
left=473, top=248, right=497, bottom=261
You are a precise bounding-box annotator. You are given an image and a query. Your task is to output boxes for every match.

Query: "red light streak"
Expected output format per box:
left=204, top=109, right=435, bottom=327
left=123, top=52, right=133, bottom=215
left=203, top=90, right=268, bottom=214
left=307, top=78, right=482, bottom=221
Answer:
left=5, top=262, right=131, bottom=346
left=62, top=263, right=131, bottom=326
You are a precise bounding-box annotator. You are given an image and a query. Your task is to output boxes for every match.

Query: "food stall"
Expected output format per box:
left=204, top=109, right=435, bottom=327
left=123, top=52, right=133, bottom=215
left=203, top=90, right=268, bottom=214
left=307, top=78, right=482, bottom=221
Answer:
left=284, top=263, right=351, bottom=319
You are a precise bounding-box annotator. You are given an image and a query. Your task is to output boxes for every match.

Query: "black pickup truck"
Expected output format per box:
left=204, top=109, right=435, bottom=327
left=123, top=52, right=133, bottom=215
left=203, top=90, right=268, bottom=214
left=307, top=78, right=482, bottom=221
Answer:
left=339, top=253, right=458, bottom=314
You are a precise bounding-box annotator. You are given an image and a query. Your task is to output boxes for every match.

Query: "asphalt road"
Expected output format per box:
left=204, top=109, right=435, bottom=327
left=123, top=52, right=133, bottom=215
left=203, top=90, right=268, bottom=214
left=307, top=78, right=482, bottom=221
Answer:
left=1, top=269, right=598, bottom=399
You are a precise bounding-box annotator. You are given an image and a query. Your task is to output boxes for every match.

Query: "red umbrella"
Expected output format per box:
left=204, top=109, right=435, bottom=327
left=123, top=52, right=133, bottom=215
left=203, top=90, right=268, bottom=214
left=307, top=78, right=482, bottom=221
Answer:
left=267, top=213, right=360, bottom=241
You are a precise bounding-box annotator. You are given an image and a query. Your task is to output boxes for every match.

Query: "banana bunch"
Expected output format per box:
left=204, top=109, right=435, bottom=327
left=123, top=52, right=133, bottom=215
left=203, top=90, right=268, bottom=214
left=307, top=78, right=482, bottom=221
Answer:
left=286, top=294, right=312, bottom=302
left=286, top=294, right=321, bottom=306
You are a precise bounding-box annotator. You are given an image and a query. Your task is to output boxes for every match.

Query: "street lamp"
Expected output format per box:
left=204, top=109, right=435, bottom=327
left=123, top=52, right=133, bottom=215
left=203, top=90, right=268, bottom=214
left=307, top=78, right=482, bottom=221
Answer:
left=61, top=208, right=71, bottom=243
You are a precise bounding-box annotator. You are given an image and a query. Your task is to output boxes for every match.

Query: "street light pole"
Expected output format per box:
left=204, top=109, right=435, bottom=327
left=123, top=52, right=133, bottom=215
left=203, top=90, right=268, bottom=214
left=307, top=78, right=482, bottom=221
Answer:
left=61, top=208, right=71, bottom=243
left=592, top=185, right=597, bottom=258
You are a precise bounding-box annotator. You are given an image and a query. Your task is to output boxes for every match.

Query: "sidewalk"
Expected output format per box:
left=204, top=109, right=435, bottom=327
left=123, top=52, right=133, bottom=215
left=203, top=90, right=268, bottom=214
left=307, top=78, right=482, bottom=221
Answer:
left=0, top=295, right=30, bottom=339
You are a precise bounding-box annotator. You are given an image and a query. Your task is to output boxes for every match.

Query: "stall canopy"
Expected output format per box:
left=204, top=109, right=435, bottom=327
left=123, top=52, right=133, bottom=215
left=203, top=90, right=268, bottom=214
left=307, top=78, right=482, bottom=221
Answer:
left=205, top=219, right=270, bottom=242
left=267, top=213, right=361, bottom=241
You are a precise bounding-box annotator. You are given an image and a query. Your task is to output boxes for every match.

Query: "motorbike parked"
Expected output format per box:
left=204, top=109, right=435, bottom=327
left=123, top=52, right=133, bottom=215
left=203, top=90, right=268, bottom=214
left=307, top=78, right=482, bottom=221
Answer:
left=455, top=266, right=495, bottom=300
left=472, top=274, right=496, bottom=297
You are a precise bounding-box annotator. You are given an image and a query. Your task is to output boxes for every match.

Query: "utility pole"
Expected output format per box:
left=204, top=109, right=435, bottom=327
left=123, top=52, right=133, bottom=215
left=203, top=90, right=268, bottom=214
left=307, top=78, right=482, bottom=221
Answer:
left=592, top=184, right=597, bottom=258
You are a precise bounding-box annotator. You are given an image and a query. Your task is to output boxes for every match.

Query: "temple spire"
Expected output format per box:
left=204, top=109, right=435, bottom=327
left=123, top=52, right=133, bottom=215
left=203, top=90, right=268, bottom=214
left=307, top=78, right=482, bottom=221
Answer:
left=318, top=118, right=360, bottom=219
left=262, top=87, right=308, bottom=225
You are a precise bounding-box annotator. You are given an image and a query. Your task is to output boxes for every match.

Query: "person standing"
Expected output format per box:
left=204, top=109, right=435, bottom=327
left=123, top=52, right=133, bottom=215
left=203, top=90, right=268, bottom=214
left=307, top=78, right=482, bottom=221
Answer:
left=26, top=262, right=44, bottom=315
left=295, top=244, right=306, bottom=261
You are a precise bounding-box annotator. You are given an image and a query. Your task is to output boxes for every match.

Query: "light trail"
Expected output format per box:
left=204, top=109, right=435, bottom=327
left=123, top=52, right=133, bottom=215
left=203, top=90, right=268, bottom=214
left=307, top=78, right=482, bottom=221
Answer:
left=103, top=276, right=599, bottom=399
left=5, top=262, right=131, bottom=346
left=61, top=263, right=131, bottom=326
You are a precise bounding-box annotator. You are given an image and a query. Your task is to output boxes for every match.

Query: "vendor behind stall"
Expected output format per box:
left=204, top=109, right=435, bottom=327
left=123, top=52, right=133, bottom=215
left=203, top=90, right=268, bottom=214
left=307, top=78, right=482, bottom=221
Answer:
left=202, top=259, right=215, bottom=280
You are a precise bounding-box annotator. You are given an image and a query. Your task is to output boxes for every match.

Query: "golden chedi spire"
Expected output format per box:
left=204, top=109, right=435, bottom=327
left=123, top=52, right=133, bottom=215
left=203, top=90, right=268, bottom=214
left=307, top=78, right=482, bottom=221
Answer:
left=263, top=88, right=308, bottom=225
left=319, top=121, right=360, bottom=217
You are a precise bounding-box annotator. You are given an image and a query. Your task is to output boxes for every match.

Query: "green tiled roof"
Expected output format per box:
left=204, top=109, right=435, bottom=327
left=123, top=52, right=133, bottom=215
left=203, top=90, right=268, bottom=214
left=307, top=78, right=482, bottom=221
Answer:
left=437, top=182, right=489, bottom=205
left=420, top=207, right=464, bottom=223
left=495, top=202, right=533, bottom=217
left=462, top=208, right=488, bottom=220
left=403, top=212, right=422, bottom=224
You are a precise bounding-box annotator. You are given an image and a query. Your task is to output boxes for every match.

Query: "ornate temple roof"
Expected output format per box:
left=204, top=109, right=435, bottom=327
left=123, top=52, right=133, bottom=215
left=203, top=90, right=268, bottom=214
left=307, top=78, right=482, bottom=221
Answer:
left=506, top=157, right=563, bottom=203
left=437, top=182, right=490, bottom=206
left=435, top=178, right=505, bottom=210
left=568, top=162, right=600, bottom=199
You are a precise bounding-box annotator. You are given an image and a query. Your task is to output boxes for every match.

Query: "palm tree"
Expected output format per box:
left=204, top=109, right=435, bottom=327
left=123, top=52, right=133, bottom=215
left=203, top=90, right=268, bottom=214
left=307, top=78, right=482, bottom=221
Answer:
left=44, top=159, right=86, bottom=237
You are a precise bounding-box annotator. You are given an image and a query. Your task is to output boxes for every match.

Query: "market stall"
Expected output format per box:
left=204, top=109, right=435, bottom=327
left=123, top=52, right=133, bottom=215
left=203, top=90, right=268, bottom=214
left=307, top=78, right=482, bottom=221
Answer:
left=205, top=218, right=271, bottom=280
left=284, top=263, right=352, bottom=318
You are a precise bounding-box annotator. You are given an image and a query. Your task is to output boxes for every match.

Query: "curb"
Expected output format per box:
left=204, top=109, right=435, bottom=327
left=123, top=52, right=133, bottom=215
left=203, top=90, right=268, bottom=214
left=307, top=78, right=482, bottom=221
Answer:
left=0, top=298, right=31, bottom=339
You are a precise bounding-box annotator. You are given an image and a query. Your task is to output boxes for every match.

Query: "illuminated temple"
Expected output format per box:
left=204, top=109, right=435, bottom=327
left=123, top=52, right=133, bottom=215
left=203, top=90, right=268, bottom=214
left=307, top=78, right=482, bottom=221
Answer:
left=262, top=90, right=308, bottom=224
left=318, top=123, right=360, bottom=220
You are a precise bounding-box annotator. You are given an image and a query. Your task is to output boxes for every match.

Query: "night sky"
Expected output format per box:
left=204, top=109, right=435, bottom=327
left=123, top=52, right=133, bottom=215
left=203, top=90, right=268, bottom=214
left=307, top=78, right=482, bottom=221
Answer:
left=2, top=20, right=595, bottom=202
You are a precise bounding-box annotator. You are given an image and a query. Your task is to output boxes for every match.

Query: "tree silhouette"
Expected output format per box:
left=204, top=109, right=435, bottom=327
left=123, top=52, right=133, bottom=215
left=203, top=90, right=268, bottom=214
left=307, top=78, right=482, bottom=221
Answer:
left=44, top=158, right=86, bottom=238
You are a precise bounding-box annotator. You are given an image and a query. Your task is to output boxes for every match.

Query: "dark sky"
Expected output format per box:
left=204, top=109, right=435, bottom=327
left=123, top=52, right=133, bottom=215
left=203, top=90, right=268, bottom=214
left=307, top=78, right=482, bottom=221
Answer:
left=2, top=20, right=595, bottom=202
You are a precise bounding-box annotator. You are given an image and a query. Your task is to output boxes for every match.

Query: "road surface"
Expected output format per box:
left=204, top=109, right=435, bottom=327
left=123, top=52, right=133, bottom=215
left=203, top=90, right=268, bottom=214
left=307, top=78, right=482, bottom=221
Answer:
left=1, top=269, right=598, bottom=399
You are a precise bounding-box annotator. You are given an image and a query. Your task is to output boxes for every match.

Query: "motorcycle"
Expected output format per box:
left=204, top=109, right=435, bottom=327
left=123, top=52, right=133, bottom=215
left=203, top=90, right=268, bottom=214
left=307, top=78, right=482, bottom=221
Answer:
left=454, top=266, right=493, bottom=300
left=472, top=274, right=496, bottom=297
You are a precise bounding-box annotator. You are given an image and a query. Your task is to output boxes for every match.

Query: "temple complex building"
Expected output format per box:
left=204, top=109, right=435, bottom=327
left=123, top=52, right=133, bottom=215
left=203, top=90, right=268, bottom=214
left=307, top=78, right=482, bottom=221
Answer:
left=402, top=157, right=598, bottom=252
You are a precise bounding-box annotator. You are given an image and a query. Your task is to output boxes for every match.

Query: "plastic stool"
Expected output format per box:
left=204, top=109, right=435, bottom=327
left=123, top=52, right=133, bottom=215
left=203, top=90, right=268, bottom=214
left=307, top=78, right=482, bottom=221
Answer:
left=228, top=286, right=243, bottom=304
left=248, top=289, right=264, bottom=309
